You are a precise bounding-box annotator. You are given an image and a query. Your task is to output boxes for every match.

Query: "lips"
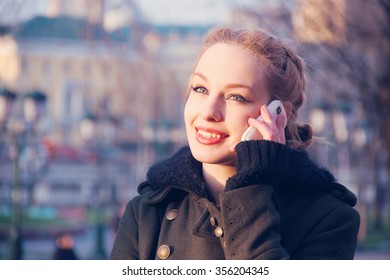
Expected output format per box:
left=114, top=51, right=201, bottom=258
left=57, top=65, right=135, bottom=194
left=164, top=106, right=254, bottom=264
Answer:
left=195, top=127, right=228, bottom=144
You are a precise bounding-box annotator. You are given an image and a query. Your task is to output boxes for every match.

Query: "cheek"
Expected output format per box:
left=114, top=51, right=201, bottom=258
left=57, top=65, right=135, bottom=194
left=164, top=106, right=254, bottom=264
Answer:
left=184, top=101, right=195, bottom=128
left=229, top=114, right=250, bottom=139
left=184, top=94, right=202, bottom=121
left=229, top=104, right=262, bottom=132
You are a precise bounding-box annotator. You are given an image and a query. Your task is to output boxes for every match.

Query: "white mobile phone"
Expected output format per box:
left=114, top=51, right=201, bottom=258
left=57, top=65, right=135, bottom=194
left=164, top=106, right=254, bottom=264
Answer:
left=241, top=100, right=287, bottom=141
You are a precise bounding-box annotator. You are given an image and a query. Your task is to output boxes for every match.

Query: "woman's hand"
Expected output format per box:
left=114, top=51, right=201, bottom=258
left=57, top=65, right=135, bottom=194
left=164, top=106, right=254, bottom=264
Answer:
left=230, top=105, right=286, bottom=151
left=249, top=105, right=286, bottom=144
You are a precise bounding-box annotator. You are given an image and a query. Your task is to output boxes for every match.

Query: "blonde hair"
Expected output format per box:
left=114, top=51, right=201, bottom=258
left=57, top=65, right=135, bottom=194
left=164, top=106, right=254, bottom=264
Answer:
left=189, top=28, right=313, bottom=149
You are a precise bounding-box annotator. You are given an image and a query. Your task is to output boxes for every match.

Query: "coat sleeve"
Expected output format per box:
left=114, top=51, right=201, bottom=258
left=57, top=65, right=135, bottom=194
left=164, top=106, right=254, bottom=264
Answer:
left=110, top=197, right=141, bottom=260
left=214, top=185, right=289, bottom=259
left=216, top=187, right=360, bottom=260
left=213, top=140, right=291, bottom=259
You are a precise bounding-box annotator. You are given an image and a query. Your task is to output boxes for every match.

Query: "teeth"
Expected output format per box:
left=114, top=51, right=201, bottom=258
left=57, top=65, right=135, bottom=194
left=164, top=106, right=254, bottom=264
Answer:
left=198, top=130, right=222, bottom=139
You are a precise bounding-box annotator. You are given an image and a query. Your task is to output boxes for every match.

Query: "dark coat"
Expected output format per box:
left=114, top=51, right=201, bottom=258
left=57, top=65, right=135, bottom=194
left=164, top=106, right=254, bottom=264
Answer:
left=110, top=141, right=360, bottom=260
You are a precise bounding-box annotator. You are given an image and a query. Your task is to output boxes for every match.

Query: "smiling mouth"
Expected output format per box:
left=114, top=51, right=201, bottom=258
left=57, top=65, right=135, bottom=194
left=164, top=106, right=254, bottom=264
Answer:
left=196, top=128, right=228, bottom=140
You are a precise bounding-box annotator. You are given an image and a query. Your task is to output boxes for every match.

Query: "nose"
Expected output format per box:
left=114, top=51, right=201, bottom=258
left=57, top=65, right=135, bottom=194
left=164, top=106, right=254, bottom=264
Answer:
left=200, top=95, right=223, bottom=122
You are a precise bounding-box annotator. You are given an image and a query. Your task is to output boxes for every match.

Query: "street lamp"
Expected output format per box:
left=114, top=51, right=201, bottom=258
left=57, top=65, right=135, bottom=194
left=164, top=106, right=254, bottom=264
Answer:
left=0, top=88, right=16, bottom=124
left=80, top=111, right=116, bottom=259
left=0, top=88, right=47, bottom=260
left=24, top=91, right=47, bottom=124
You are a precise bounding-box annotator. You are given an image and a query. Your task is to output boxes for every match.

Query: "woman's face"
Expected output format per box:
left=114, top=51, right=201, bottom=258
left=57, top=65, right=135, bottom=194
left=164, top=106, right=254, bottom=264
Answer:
left=184, top=43, right=271, bottom=166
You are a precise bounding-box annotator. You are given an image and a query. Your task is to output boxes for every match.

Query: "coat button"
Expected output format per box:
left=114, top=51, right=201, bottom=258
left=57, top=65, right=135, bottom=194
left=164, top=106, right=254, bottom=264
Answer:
left=210, top=216, right=216, bottom=226
left=157, top=245, right=170, bottom=259
left=166, top=209, right=179, bottom=220
left=214, top=226, right=224, bottom=237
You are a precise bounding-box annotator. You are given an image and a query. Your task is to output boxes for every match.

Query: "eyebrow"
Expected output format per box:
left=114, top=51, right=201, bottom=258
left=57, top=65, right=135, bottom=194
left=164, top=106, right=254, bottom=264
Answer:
left=193, top=72, right=255, bottom=93
left=193, top=72, right=208, bottom=82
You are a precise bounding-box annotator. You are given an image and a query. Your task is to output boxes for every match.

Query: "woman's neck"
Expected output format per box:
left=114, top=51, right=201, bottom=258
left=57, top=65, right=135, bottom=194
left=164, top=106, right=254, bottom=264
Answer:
left=202, top=163, right=236, bottom=205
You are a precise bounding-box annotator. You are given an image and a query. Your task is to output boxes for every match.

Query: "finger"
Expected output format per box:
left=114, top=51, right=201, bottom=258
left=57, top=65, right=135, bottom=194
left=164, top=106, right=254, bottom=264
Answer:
left=260, top=105, right=286, bottom=144
left=260, top=105, right=273, bottom=124
left=248, top=117, right=273, bottom=140
left=276, top=114, right=286, bottom=144
left=248, top=116, right=282, bottom=143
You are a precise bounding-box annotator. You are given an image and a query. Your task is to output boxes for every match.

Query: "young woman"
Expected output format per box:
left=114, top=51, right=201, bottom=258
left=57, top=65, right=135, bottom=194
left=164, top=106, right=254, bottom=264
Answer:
left=110, top=28, right=360, bottom=260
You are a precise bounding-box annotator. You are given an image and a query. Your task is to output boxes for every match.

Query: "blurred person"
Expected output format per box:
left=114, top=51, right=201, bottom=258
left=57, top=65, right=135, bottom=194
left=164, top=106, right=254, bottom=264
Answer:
left=110, top=28, right=360, bottom=259
left=53, top=234, right=78, bottom=260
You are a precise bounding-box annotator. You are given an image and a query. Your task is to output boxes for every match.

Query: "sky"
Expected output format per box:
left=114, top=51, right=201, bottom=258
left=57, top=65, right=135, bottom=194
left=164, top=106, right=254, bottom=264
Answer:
left=0, top=0, right=48, bottom=25
left=0, top=0, right=270, bottom=26
left=135, top=0, right=232, bottom=25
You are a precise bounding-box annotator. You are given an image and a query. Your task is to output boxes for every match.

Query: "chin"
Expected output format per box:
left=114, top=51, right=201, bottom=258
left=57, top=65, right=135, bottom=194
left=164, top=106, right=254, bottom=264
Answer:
left=189, top=143, right=235, bottom=165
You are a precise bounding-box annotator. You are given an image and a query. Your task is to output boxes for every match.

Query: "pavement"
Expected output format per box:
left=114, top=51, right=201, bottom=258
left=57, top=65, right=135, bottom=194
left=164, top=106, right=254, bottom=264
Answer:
left=0, top=227, right=115, bottom=260
left=354, top=250, right=390, bottom=260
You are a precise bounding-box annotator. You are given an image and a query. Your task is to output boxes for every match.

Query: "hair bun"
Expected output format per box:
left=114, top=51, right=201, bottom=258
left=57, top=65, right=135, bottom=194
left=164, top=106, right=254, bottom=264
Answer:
left=297, top=124, right=313, bottom=147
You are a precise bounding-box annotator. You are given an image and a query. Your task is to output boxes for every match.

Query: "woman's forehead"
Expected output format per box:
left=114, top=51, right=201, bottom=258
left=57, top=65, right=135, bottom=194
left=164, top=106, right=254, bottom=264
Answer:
left=194, top=43, right=264, bottom=83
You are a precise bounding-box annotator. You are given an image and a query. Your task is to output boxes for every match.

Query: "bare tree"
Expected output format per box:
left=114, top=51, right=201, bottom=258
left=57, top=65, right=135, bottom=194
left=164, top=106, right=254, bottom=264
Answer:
left=234, top=0, right=390, bottom=234
left=293, top=0, right=390, bottom=232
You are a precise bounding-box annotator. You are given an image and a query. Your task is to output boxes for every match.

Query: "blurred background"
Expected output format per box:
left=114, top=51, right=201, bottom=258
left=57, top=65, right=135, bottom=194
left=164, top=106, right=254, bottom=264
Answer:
left=0, top=0, right=389, bottom=260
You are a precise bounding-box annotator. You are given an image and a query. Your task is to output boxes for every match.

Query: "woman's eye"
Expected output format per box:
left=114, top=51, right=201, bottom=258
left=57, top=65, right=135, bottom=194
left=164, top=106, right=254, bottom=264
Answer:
left=228, top=95, right=248, bottom=103
left=192, top=86, right=207, bottom=94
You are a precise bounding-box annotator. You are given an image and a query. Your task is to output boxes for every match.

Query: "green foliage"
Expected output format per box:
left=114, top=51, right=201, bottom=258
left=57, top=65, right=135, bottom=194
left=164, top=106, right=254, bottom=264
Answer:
left=359, top=216, right=390, bottom=251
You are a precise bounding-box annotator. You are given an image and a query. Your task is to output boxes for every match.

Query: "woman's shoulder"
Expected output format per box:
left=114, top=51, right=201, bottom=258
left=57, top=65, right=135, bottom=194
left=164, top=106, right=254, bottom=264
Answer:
left=278, top=145, right=356, bottom=204
left=273, top=144, right=358, bottom=218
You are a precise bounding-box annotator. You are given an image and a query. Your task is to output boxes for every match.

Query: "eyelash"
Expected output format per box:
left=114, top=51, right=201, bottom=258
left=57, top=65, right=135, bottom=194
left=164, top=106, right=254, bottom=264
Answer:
left=191, top=86, right=207, bottom=94
left=191, top=86, right=249, bottom=103
left=228, top=95, right=248, bottom=103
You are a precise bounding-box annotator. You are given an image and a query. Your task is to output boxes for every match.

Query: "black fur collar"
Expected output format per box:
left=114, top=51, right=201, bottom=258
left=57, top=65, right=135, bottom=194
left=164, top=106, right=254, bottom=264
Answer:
left=138, top=145, right=356, bottom=206
left=140, top=146, right=213, bottom=200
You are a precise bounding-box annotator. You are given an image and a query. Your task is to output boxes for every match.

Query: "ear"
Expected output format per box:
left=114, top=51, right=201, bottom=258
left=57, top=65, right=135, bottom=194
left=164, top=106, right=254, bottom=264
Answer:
left=282, top=101, right=293, bottom=119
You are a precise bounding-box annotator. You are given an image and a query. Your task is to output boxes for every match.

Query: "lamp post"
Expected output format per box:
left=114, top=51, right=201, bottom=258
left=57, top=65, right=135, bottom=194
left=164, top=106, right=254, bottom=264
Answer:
left=0, top=88, right=47, bottom=260
left=80, top=110, right=116, bottom=259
